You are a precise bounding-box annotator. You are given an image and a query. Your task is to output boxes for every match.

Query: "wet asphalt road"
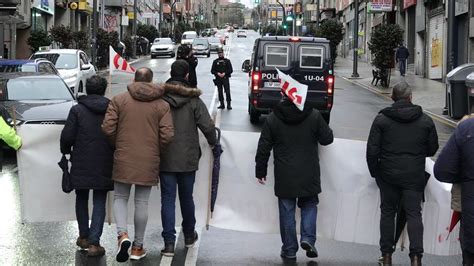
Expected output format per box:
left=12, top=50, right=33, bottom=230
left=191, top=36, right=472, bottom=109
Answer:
left=0, top=31, right=461, bottom=265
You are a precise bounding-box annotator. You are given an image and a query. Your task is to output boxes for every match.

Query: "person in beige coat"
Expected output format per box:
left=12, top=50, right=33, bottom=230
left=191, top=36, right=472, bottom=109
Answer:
left=102, top=67, right=174, bottom=262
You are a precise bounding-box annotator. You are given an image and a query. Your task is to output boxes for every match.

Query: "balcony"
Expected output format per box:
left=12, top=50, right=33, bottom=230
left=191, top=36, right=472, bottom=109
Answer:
left=105, top=0, right=125, bottom=7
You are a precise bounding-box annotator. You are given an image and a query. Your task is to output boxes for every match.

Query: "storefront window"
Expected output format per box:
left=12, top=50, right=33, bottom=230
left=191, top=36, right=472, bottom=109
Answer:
left=32, top=9, right=47, bottom=31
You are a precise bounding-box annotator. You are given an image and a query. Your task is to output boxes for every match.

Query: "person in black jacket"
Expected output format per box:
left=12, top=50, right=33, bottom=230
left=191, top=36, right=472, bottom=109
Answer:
left=255, top=93, right=333, bottom=260
left=177, top=44, right=198, bottom=87
left=396, top=43, right=410, bottom=77
left=366, top=81, right=439, bottom=266
left=211, top=48, right=233, bottom=110
left=60, top=75, right=114, bottom=257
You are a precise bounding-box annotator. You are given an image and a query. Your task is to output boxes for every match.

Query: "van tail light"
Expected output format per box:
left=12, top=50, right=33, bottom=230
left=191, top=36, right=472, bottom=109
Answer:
left=327, top=75, right=334, bottom=95
left=251, top=71, right=261, bottom=92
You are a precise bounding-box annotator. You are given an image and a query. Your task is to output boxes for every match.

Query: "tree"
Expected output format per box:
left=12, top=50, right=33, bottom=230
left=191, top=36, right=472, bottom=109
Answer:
left=95, top=29, right=119, bottom=69
left=137, top=24, right=159, bottom=43
left=311, top=19, right=344, bottom=62
left=49, top=25, right=73, bottom=48
left=27, top=29, right=52, bottom=52
left=368, top=24, right=404, bottom=86
left=72, top=31, right=89, bottom=51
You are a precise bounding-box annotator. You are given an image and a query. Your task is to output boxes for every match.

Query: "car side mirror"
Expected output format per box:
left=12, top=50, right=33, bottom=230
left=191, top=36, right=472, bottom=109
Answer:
left=75, top=92, right=87, bottom=99
left=81, top=64, right=91, bottom=70
left=242, top=59, right=251, bottom=73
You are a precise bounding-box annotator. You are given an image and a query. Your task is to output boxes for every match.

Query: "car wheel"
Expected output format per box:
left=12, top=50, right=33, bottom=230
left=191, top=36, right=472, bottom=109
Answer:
left=249, top=104, right=260, bottom=124
left=322, top=113, right=331, bottom=124
left=207, top=52, right=210, bottom=58
left=78, top=82, right=83, bottom=93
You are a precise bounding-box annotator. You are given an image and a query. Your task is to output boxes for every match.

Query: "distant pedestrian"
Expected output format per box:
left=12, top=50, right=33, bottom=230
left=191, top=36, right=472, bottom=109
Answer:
left=102, top=67, right=174, bottom=262
left=177, top=44, right=198, bottom=87
left=0, top=106, right=21, bottom=172
left=159, top=60, right=217, bottom=257
left=60, top=75, right=114, bottom=257
left=434, top=115, right=474, bottom=265
left=396, top=43, right=409, bottom=77
left=366, top=81, right=439, bottom=266
left=211, top=47, right=233, bottom=110
left=255, top=86, right=334, bottom=260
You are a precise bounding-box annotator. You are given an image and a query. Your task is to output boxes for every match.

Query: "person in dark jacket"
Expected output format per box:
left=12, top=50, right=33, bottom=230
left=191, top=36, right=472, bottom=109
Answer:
left=177, top=44, right=198, bottom=87
left=255, top=92, right=333, bottom=260
left=366, top=81, right=439, bottom=266
left=159, top=60, right=217, bottom=257
left=60, top=75, right=114, bottom=257
left=211, top=48, right=233, bottom=110
left=396, top=43, right=410, bottom=77
left=434, top=115, right=474, bottom=264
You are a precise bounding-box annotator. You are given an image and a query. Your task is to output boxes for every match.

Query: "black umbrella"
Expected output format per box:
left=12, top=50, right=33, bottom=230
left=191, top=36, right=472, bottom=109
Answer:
left=210, top=128, right=223, bottom=215
left=58, top=154, right=73, bottom=193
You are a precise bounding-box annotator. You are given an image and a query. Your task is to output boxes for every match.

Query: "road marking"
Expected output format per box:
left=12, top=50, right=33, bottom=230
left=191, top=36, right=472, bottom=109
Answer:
left=338, top=75, right=456, bottom=128
left=184, top=227, right=203, bottom=266
left=159, top=227, right=182, bottom=266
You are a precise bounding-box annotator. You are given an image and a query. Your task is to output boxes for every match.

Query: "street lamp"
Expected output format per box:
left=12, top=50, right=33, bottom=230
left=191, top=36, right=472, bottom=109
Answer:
left=275, top=0, right=286, bottom=35
left=171, top=0, right=177, bottom=40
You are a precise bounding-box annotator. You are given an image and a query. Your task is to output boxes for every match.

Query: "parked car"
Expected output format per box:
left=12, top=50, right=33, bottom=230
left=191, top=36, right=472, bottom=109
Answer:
left=0, top=59, right=59, bottom=74
left=31, top=49, right=95, bottom=94
left=181, top=31, right=198, bottom=45
left=201, top=28, right=212, bottom=37
left=192, top=38, right=211, bottom=57
left=0, top=72, right=75, bottom=126
left=208, top=37, right=223, bottom=52
left=150, top=38, right=176, bottom=58
left=237, top=30, right=247, bottom=38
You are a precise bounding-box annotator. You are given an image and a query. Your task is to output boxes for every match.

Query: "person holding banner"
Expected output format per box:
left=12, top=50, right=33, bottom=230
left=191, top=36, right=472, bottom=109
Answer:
left=159, top=60, right=217, bottom=256
left=60, top=75, right=114, bottom=257
left=102, top=67, right=174, bottom=262
left=0, top=105, right=22, bottom=172
left=255, top=69, right=333, bottom=260
left=366, top=81, right=438, bottom=266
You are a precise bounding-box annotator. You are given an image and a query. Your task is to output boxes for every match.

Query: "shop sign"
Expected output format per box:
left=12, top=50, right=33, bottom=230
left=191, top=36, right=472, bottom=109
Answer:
left=371, top=0, right=392, bottom=12
left=455, top=0, right=469, bottom=16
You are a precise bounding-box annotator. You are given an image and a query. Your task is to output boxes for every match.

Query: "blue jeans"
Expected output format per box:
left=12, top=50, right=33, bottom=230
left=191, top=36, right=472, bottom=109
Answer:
left=75, top=189, right=108, bottom=245
left=399, top=59, right=407, bottom=76
left=160, top=171, right=196, bottom=243
left=278, top=196, right=318, bottom=256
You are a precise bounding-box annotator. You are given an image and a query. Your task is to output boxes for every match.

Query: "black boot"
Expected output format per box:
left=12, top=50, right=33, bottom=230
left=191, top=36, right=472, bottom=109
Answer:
left=217, top=102, right=225, bottom=109
left=410, top=254, right=422, bottom=266
left=378, top=253, right=392, bottom=266
left=226, top=101, right=232, bottom=110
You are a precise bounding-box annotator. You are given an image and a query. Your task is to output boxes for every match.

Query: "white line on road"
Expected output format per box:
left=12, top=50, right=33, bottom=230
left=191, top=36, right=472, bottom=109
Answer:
left=160, top=227, right=182, bottom=266
left=184, top=227, right=203, bottom=266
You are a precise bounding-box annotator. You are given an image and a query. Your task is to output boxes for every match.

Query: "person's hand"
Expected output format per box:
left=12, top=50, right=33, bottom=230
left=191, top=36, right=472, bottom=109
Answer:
left=218, top=72, right=225, bottom=78
left=257, top=177, right=266, bottom=185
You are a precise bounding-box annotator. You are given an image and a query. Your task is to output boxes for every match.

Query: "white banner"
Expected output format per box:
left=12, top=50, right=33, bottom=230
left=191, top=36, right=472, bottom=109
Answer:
left=17, top=126, right=461, bottom=255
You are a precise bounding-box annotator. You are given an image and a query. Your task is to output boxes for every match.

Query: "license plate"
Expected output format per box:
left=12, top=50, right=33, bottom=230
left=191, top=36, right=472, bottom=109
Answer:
left=264, top=81, right=281, bottom=88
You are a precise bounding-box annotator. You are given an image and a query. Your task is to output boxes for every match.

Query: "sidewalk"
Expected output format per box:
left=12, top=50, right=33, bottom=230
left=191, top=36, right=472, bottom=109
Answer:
left=335, top=57, right=456, bottom=126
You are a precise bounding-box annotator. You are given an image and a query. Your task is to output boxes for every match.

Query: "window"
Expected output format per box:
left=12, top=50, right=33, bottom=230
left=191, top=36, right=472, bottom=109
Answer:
left=80, top=53, right=89, bottom=66
left=6, top=78, right=73, bottom=100
left=31, top=53, right=78, bottom=69
left=265, top=45, right=289, bottom=67
left=299, top=46, right=324, bottom=69
left=42, top=63, right=57, bottom=74
left=38, top=63, right=49, bottom=73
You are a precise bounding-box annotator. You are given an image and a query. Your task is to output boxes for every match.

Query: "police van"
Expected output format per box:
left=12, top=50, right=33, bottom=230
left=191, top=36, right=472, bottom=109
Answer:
left=242, top=36, right=334, bottom=124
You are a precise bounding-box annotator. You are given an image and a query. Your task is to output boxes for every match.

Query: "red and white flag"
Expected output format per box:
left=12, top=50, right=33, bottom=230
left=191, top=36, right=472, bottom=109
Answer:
left=276, top=68, right=308, bottom=111
left=109, top=46, right=135, bottom=74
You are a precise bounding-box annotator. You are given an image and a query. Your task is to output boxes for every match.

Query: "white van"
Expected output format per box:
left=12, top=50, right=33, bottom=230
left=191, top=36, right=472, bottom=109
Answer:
left=181, top=31, right=198, bottom=45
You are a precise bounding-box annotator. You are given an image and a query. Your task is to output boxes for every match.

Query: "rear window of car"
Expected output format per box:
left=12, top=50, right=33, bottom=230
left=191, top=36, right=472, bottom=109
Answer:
left=154, top=38, right=172, bottom=44
left=0, top=64, right=36, bottom=73
left=6, top=78, right=73, bottom=100
left=183, top=33, right=197, bottom=39
left=31, top=53, right=78, bottom=70
left=193, top=39, right=208, bottom=45
left=299, top=46, right=324, bottom=69
left=265, top=45, right=289, bottom=68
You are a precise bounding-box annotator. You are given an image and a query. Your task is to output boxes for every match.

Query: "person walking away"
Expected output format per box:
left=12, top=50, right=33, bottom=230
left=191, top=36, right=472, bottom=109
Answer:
left=211, top=48, right=233, bottom=110
left=396, top=43, right=409, bottom=77
left=366, top=81, right=439, bottom=266
left=0, top=106, right=21, bottom=172
left=177, top=44, right=198, bottom=87
left=159, top=60, right=217, bottom=256
left=60, top=75, right=114, bottom=257
left=255, top=87, right=333, bottom=260
left=102, top=67, right=174, bottom=262
left=434, top=115, right=474, bottom=265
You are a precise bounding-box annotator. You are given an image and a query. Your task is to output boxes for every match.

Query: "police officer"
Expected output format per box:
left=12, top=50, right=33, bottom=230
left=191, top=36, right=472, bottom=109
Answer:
left=177, top=44, right=198, bottom=87
left=211, top=48, right=233, bottom=110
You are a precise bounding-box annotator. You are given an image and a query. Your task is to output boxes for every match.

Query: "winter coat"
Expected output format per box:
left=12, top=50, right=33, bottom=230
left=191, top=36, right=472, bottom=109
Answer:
left=396, top=46, right=410, bottom=60
left=0, top=106, right=21, bottom=172
left=160, top=77, right=217, bottom=172
left=255, top=99, right=334, bottom=198
left=434, top=118, right=474, bottom=252
left=186, top=56, right=198, bottom=87
left=60, top=95, right=114, bottom=190
left=211, top=57, right=233, bottom=79
left=366, top=99, right=439, bottom=191
left=101, top=82, right=174, bottom=186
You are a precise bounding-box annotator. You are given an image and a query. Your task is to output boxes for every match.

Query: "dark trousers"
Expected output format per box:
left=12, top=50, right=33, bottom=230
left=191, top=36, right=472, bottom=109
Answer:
left=398, top=59, right=407, bottom=76
left=376, top=178, right=423, bottom=256
left=160, top=171, right=196, bottom=243
left=278, top=196, right=318, bottom=256
left=75, top=189, right=108, bottom=245
left=216, top=78, right=231, bottom=103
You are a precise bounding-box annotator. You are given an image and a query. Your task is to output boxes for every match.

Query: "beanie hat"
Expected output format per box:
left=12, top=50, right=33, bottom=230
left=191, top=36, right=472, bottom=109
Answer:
left=171, top=60, right=190, bottom=78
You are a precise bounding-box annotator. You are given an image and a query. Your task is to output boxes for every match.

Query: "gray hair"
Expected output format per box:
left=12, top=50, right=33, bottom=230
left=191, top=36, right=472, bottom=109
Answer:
left=391, top=81, right=412, bottom=101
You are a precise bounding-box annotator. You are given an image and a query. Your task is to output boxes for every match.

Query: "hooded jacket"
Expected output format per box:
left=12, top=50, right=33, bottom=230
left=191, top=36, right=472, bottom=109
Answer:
left=366, top=99, right=439, bottom=191
left=102, top=82, right=174, bottom=186
left=60, top=95, right=114, bottom=190
left=160, top=77, right=216, bottom=172
left=255, top=99, right=334, bottom=198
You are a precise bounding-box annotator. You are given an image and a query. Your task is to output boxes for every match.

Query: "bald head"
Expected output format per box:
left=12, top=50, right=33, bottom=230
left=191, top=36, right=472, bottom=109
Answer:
left=391, top=81, right=412, bottom=102
left=134, top=67, right=153, bottom=82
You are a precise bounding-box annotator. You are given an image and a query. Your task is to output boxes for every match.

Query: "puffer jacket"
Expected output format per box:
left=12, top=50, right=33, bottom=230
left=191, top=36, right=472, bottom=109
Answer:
left=102, top=82, right=174, bottom=186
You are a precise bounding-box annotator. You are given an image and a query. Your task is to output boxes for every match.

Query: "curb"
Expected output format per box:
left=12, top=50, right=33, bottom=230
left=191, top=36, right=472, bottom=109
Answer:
left=338, top=74, right=457, bottom=128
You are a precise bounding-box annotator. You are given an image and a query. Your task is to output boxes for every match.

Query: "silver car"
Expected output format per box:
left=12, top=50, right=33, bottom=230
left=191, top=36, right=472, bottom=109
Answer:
left=208, top=37, right=223, bottom=52
left=151, top=38, right=176, bottom=58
